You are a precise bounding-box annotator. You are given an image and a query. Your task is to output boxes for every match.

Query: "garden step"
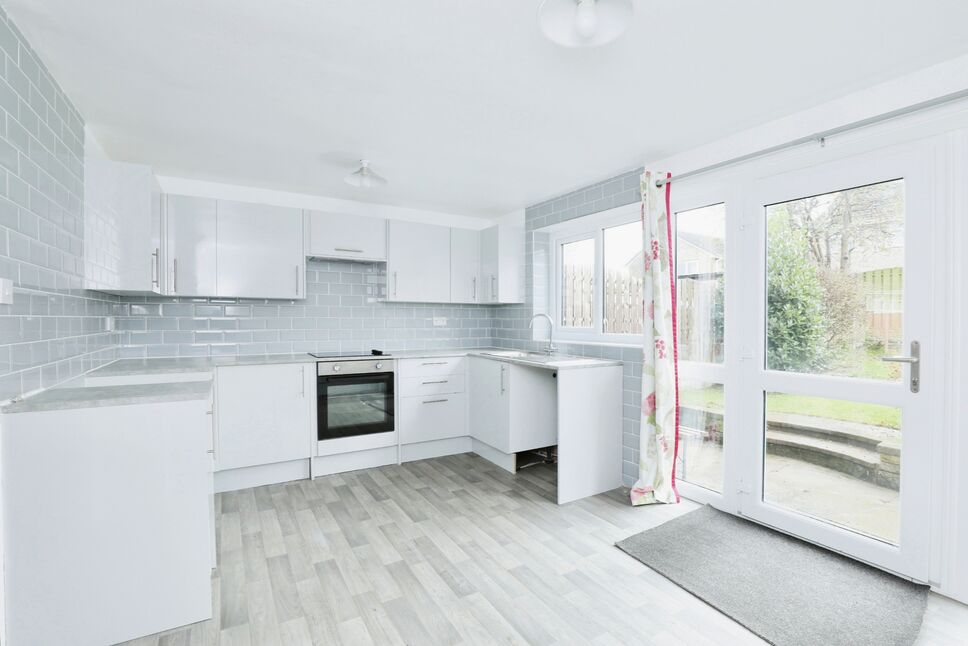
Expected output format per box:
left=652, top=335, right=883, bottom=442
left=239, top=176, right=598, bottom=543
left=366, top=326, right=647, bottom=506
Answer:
left=766, top=429, right=881, bottom=483
left=767, top=412, right=897, bottom=450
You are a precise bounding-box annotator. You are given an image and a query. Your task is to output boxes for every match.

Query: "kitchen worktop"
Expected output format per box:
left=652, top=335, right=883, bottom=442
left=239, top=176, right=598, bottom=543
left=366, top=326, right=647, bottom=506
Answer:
left=1, top=381, right=213, bottom=414
left=81, top=348, right=622, bottom=379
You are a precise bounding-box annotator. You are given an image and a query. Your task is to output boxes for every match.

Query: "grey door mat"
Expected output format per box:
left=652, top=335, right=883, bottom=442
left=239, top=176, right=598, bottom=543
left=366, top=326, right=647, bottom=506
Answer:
left=616, top=505, right=928, bottom=646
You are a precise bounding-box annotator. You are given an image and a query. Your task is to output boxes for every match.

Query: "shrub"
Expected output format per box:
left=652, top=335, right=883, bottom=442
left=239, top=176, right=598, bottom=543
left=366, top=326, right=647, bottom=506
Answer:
left=766, top=215, right=827, bottom=372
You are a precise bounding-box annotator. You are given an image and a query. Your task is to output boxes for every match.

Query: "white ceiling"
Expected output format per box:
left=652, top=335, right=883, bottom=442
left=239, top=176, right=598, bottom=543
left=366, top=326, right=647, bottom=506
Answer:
left=6, top=0, right=968, bottom=218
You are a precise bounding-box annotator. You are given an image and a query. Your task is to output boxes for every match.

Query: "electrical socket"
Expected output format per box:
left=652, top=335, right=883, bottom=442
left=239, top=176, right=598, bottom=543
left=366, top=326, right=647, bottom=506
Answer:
left=0, top=278, right=13, bottom=305
left=432, top=316, right=447, bottom=327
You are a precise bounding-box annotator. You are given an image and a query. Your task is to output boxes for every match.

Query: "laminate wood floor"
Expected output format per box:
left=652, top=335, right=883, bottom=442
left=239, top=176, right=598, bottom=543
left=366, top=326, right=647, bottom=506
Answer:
left=120, top=453, right=968, bottom=646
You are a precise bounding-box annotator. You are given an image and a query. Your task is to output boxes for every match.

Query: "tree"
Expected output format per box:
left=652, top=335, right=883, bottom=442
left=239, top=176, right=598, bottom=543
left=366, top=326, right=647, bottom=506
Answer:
left=766, top=214, right=827, bottom=372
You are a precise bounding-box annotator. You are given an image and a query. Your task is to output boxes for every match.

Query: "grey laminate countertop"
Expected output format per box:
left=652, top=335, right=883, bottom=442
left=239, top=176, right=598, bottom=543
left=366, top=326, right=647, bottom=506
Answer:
left=1, top=381, right=213, bottom=414
left=83, top=348, right=623, bottom=380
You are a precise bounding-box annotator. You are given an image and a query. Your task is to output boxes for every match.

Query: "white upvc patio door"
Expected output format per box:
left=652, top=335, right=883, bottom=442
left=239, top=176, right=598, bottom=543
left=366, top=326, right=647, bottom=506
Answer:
left=732, top=140, right=939, bottom=581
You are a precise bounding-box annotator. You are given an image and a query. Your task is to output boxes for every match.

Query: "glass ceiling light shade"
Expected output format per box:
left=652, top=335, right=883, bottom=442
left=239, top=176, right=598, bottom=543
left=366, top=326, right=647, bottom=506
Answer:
left=344, top=159, right=388, bottom=188
left=538, top=0, right=633, bottom=48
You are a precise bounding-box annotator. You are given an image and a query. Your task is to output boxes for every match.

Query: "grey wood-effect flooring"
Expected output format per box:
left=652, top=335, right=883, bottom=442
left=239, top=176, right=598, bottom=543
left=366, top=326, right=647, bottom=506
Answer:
left=120, top=453, right=968, bottom=646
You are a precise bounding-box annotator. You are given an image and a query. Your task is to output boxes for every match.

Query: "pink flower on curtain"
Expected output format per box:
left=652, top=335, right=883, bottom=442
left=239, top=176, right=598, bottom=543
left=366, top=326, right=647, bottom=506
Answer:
left=642, top=392, right=656, bottom=416
left=655, top=338, right=667, bottom=359
left=648, top=302, right=654, bottom=320
left=651, top=239, right=660, bottom=260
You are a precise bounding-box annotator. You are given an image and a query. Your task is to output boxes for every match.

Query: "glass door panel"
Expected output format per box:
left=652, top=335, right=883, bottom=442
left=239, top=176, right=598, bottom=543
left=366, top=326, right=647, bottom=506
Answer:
left=739, top=143, right=933, bottom=581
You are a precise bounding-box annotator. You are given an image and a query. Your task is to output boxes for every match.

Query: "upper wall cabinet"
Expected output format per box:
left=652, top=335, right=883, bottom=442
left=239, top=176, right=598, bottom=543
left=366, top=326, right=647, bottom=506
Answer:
left=166, top=195, right=218, bottom=297
left=450, top=228, right=481, bottom=303
left=217, top=201, right=304, bottom=299
left=386, top=220, right=450, bottom=303
left=84, top=157, right=164, bottom=294
left=480, top=219, right=524, bottom=304
left=306, top=211, right=387, bottom=262
left=165, top=197, right=304, bottom=299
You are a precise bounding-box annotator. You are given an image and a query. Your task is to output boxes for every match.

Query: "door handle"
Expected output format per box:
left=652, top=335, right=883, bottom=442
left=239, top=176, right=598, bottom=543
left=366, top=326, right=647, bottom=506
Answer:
left=172, top=258, right=178, bottom=293
left=295, top=265, right=300, bottom=296
left=393, top=271, right=398, bottom=297
left=472, top=276, right=477, bottom=301
left=151, top=248, right=159, bottom=287
left=335, top=248, right=364, bottom=253
left=491, top=274, right=496, bottom=300
left=500, top=364, right=506, bottom=394
left=422, top=399, right=448, bottom=404
left=881, top=340, right=920, bottom=393
left=421, top=380, right=448, bottom=385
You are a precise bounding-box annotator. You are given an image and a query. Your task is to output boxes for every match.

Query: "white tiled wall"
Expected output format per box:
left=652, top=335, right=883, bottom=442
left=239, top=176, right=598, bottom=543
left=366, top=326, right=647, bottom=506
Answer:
left=116, top=258, right=499, bottom=357
left=0, top=8, right=120, bottom=401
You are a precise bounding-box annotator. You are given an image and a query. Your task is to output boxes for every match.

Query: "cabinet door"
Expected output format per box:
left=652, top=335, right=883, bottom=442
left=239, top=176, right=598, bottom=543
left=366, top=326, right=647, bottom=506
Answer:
left=307, top=211, right=386, bottom=261
left=467, top=357, right=510, bottom=452
left=387, top=220, right=450, bottom=302
left=217, top=201, right=304, bottom=299
left=450, top=228, right=480, bottom=303
left=479, top=227, right=499, bottom=303
left=166, top=195, right=217, bottom=297
left=216, top=364, right=314, bottom=471
left=399, top=394, right=466, bottom=444
left=508, top=364, right=557, bottom=452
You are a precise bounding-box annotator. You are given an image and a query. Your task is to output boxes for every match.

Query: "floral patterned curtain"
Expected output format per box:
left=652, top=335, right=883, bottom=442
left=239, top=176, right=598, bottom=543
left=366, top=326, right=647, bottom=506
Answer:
left=630, top=171, right=681, bottom=506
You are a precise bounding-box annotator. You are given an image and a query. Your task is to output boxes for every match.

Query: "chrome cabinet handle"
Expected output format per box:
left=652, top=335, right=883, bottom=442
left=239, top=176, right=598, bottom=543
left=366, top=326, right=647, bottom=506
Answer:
left=295, top=265, right=300, bottom=296
left=421, top=361, right=448, bottom=366
left=491, top=274, right=497, bottom=299
left=151, top=248, right=159, bottom=287
left=301, top=365, right=306, bottom=397
left=335, top=247, right=364, bottom=253
left=472, top=276, right=477, bottom=301
left=393, top=271, right=398, bottom=297
left=421, top=380, right=448, bottom=385
left=172, top=258, right=178, bottom=293
left=881, top=340, right=920, bottom=393
left=500, top=364, right=506, bottom=394
left=422, top=399, right=448, bottom=404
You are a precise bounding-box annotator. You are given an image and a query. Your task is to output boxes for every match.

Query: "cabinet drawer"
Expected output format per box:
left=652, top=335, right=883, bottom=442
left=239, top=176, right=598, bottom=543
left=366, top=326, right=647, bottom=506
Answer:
left=399, top=393, right=467, bottom=444
left=398, top=356, right=465, bottom=378
left=400, top=374, right=465, bottom=397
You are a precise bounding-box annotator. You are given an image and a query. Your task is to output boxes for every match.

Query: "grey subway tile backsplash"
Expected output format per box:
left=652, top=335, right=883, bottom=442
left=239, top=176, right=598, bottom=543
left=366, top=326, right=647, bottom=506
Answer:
left=0, top=6, right=118, bottom=401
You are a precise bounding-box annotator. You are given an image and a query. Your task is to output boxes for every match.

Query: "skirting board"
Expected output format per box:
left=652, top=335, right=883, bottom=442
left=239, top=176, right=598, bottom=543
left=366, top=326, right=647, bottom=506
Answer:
left=312, top=446, right=398, bottom=477
left=215, top=459, right=310, bottom=493
left=401, top=436, right=472, bottom=463
left=471, top=438, right=517, bottom=473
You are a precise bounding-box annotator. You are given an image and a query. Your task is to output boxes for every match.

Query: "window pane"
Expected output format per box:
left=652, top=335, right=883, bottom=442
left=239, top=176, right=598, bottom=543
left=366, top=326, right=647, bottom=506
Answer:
left=678, top=381, right=724, bottom=492
left=765, top=180, right=904, bottom=379
left=676, top=204, right=725, bottom=363
left=560, top=238, right=595, bottom=328
left=763, top=391, right=900, bottom=544
left=603, top=221, right=643, bottom=334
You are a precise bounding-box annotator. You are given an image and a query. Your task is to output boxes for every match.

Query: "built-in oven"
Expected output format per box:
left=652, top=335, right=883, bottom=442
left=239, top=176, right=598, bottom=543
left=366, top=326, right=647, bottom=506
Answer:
left=317, top=359, right=394, bottom=440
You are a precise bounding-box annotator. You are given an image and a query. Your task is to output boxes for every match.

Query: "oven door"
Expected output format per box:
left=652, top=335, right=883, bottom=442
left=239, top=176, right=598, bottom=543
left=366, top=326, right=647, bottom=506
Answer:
left=318, top=372, right=394, bottom=440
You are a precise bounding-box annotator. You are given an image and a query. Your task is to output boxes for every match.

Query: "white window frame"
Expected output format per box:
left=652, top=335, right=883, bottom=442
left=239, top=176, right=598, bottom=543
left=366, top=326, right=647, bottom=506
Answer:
left=545, top=203, right=643, bottom=345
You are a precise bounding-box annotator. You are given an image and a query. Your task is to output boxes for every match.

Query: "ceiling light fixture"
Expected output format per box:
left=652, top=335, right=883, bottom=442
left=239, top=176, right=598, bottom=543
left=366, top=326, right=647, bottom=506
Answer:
left=538, top=0, right=633, bottom=48
left=344, top=159, right=388, bottom=188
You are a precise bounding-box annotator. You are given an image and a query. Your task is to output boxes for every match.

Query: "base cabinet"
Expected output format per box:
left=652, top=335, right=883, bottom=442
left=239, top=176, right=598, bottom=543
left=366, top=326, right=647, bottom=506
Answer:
left=399, top=394, right=467, bottom=444
left=215, top=363, right=315, bottom=471
left=468, top=357, right=557, bottom=454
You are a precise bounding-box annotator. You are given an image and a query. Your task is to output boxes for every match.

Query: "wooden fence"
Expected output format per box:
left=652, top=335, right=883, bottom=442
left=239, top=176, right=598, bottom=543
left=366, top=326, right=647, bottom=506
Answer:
left=561, top=265, right=643, bottom=334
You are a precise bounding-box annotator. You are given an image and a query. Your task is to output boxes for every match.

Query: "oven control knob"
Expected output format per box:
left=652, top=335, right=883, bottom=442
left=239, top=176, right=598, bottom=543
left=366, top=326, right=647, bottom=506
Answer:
left=332, top=364, right=341, bottom=372
left=375, top=362, right=383, bottom=369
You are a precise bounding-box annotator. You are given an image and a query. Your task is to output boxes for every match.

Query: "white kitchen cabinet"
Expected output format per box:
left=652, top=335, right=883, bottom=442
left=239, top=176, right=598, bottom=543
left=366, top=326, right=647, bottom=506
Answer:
left=386, top=220, right=451, bottom=302
left=84, top=157, right=164, bottom=294
left=217, top=200, right=304, bottom=299
left=166, top=195, right=217, bottom=297
left=468, top=357, right=557, bottom=454
left=306, top=210, right=387, bottom=261
left=450, top=228, right=481, bottom=303
left=1, top=396, right=213, bottom=645
left=215, top=363, right=315, bottom=471
left=480, top=218, right=524, bottom=304
left=399, top=393, right=467, bottom=444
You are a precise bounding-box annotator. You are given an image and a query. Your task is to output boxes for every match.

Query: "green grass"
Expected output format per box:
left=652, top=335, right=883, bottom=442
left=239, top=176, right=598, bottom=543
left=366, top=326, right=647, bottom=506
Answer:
left=680, top=349, right=902, bottom=429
